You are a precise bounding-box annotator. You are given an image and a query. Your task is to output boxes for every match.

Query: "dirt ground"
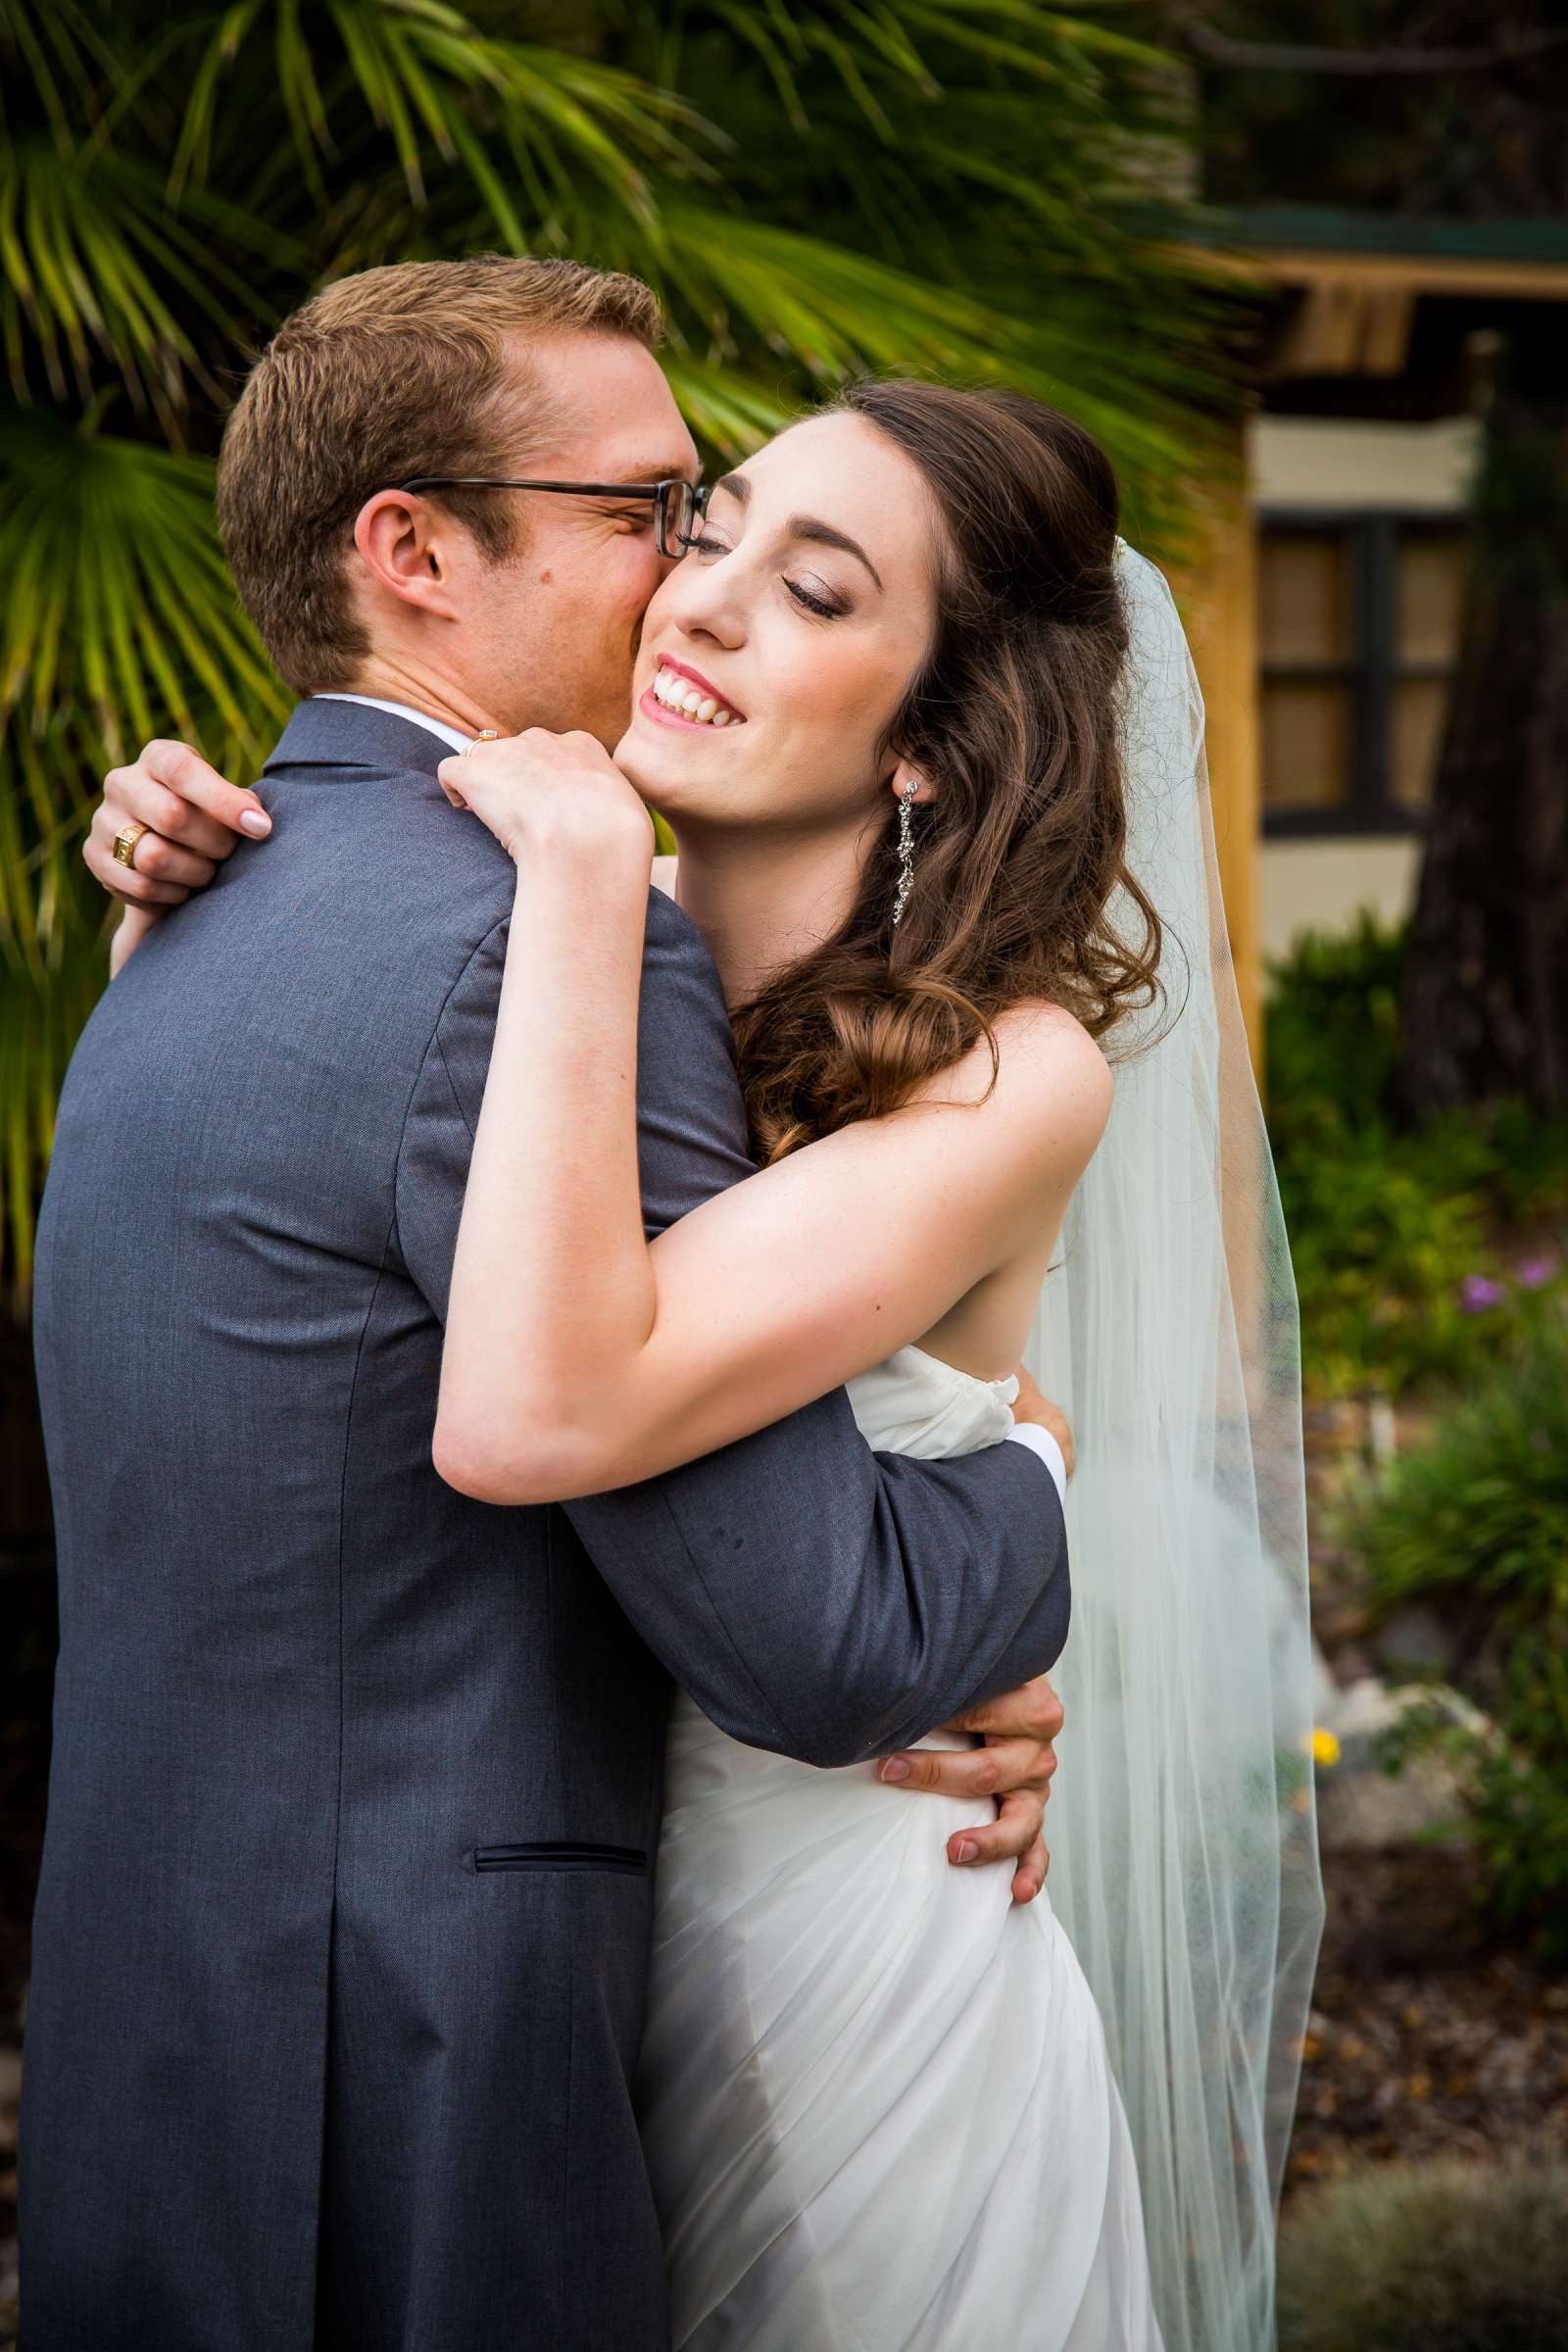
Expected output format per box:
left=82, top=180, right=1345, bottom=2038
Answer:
left=1285, top=1842, right=1568, bottom=2202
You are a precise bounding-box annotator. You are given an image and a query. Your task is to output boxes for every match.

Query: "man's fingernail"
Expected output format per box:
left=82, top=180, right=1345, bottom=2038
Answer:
left=955, top=1838, right=979, bottom=1862
left=880, top=1758, right=910, bottom=1784
left=239, top=809, right=271, bottom=838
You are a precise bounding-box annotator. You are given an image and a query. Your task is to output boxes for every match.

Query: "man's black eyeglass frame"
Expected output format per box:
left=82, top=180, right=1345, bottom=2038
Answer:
left=397, top=475, right=708, bottom=561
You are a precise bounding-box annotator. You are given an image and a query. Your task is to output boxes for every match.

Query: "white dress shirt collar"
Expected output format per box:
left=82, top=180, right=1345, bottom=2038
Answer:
left=313, top=693, right=472, bottom=758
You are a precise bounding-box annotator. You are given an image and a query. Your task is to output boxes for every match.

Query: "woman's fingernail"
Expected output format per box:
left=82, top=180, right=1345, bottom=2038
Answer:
left=956, top=1838, right=979, bottom=1863
left=239, top=808, right=271, bottom=837
left=880, top=1757, right=910, bottom=1784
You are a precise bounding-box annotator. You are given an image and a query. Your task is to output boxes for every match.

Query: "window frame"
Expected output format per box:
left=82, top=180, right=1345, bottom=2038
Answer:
left=1257, top=508, right=1461, bottom=840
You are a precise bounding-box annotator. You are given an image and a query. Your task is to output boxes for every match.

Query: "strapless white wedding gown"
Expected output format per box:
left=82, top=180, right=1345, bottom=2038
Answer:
left=638, top=1346, right=1164, bottom=2349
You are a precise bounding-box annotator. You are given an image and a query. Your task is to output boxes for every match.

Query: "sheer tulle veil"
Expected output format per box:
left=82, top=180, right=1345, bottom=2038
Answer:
left=1025, top=545, right=1326, bottom=2350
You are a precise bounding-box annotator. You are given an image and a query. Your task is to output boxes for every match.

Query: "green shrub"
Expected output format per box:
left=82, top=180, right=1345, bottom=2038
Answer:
left=1276, top=2156, right=1568, bottom=2352
left=1265, top=909, right=1408, bottom=1148
left=1264, top=916, right=1568, bottom=1398
left=1354, top=1316, right=1568, bottom=1952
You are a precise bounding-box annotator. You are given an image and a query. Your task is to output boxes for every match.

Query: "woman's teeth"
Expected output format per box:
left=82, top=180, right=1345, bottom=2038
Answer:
left=653, top=666, right=741, bottom=726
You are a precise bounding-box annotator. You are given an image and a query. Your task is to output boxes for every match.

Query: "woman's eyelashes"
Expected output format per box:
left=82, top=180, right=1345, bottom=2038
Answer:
left=686, top=532, right=847, bottom=621
left=787, top=577, right=845, bottom=619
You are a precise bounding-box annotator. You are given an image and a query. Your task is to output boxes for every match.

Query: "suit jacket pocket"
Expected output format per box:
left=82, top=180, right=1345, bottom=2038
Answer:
left=471, top=1840, right=649, bottom=1877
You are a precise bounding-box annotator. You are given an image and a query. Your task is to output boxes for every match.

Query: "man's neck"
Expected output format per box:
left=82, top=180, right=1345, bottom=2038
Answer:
left=339, top=659, right=505, bottom=741
left=669, top=813, right=870, bottom=1010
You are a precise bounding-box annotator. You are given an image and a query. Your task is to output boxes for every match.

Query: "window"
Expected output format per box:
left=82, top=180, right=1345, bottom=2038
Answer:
left=1258, top=514, right=1467, bottom=834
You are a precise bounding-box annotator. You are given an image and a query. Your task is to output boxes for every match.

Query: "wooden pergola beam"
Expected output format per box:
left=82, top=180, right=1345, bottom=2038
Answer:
left=1163, top=425, right=1264, bottom=1084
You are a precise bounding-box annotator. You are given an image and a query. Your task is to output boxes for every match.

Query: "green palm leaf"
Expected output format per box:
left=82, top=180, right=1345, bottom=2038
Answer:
left=0, top=406, right=286, bottom=959
left=0, top=0, right=116, bottom=147
left=0, top=937, right=104, bottom=1314
left=627, top=203, right=1217, bottom=547
left=173, top=0, right=705, bottom=227
left=0, top=142, right=288, bottom=425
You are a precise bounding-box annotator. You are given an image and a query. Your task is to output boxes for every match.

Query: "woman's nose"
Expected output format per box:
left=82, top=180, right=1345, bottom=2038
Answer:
left=665, top=561, right=748, bottom=648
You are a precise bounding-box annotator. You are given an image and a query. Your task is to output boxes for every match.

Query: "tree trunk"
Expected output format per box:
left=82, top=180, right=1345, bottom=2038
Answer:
left=1399, top=377, right=1568, bottom=1118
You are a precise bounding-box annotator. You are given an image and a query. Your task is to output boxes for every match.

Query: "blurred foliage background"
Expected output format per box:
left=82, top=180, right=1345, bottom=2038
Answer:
left=0, top=0, right=1234, bottom=1301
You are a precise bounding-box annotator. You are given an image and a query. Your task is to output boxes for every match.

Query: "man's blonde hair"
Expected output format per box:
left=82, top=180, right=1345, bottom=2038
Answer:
left=217, top=255, right=664, bottom=695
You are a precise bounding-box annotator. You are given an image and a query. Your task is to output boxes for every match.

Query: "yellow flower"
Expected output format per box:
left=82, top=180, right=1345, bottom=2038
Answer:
left=1308, top=1727, right=1341, bottom=1769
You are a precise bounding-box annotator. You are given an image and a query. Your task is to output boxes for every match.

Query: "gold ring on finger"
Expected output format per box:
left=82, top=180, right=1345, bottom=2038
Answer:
left=113, top=820, right=152, bottom=870
left=461, top=729, right=501, bottom=759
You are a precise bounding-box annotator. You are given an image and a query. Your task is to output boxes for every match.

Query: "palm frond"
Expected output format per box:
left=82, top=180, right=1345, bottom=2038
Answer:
left=657, top=351, right=804, bottom=457
left=0, top=933, right=104, bottom=1307
left=0, top=0, right=119, bottom=147
left=665, top=0, right=1171, bottom=133
left=0, top=143, right=284, bottom=423
left=629, top=202, right=1215, bottom=544
left=0, top=405, right=287, bottom=970
left=172, top=0, right=708, bottom=233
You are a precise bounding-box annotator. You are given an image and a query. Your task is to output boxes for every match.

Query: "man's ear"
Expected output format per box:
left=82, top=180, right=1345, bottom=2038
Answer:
left=353, top=490, right=462, bottom=619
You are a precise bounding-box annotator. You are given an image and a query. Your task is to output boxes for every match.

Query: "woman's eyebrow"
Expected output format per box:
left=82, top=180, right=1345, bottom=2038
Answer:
left=710, top=474, right=883, bottom=592
left=787, top=518, right=883, bottom=593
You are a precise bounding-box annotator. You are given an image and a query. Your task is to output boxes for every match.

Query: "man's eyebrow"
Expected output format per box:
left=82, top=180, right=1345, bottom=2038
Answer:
left=612, top=460, right=700, bottom=485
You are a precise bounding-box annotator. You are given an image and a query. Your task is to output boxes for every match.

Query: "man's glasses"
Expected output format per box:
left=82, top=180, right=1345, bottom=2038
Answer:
left=396, top=474, right=708, bottom=561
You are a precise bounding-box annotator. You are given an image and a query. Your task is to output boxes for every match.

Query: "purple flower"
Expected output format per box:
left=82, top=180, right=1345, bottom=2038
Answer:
left=1517, top=1255, right=1559, bottom=1291
left=1460, top=1274, right=1506, bottom=1313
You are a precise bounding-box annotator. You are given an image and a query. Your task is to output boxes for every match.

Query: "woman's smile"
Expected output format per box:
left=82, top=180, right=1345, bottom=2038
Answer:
left=637, top=654, right=748, bottom=732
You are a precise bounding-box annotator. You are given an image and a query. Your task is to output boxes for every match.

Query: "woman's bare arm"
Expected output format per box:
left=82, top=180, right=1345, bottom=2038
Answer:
left=432, top=732, right=1111, bottom=1505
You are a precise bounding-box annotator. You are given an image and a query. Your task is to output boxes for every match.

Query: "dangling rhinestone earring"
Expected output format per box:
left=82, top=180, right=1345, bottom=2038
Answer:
left=891, top=782, right=919, bottom=929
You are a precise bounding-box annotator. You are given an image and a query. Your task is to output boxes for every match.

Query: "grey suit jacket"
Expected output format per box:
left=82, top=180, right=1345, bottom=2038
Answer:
left=22, top=697, right=1069, bottom=2352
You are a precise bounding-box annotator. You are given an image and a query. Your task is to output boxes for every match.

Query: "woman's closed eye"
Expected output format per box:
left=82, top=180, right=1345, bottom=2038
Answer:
left=786, top=575, right=846, bottom=619
left=687, top=530, right=848, bottom=620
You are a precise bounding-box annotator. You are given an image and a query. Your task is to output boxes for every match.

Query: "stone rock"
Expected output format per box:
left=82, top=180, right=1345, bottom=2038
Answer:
left=1372, top=1602, right=1455, bottom=1680
left=1313, top=1674, right=1493, bottom=1853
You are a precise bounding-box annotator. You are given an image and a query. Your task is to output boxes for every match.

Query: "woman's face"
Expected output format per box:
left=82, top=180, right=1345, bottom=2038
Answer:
left=613, top=412, right=941, bottom=838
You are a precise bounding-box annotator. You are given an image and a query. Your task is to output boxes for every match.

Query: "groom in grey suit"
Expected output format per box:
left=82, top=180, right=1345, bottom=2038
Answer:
left=24, top=257, right=1071, bottom=2351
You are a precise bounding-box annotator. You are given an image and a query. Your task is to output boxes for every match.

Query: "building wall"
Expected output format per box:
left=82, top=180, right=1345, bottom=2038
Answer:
left=1249, top=414, right=1469, bottom=961
left=1261, top=834, right=1423, bottom=965
left=1249, top=414, right=1480, bottom=513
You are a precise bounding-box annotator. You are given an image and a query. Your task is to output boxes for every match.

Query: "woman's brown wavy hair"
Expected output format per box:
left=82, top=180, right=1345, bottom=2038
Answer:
left=731, top=377, right=1163, bottom=1164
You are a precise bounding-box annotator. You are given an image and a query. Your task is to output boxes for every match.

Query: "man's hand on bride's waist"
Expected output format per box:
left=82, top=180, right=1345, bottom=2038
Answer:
left=877, top=1672, right=1064, bottom=1910
left=1009, top=1364, right=1074, bottom=1480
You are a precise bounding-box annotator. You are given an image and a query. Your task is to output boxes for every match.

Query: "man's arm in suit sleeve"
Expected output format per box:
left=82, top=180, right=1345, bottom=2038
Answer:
left=396, top=890, right=1069, bottom=1768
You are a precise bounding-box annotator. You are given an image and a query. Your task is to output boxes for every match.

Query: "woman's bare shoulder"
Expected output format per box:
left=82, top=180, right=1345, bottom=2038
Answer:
left=650, top=854, right=679, bottom=901
left=921, top=999, right=1111, bottom=1130
left=989, top=1002, right=1113, bottom=1177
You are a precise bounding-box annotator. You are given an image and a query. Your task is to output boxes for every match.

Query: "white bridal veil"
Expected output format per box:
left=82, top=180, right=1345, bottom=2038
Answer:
left=1025, top=545, right=1325, bottom=2351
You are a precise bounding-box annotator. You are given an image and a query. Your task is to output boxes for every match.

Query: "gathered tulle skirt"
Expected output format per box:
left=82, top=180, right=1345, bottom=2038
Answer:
left=637, top=1693, right=1164, bottom=2350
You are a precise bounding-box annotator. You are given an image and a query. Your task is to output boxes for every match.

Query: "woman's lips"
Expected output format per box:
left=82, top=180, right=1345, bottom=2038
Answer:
left=658, top=655, right=742, bottom=714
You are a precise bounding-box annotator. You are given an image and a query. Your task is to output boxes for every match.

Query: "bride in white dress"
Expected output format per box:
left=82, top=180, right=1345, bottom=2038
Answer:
left=647, top=1345, right=1159, bottom=2349
left=438, top=378, right=1320, bottom=2350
